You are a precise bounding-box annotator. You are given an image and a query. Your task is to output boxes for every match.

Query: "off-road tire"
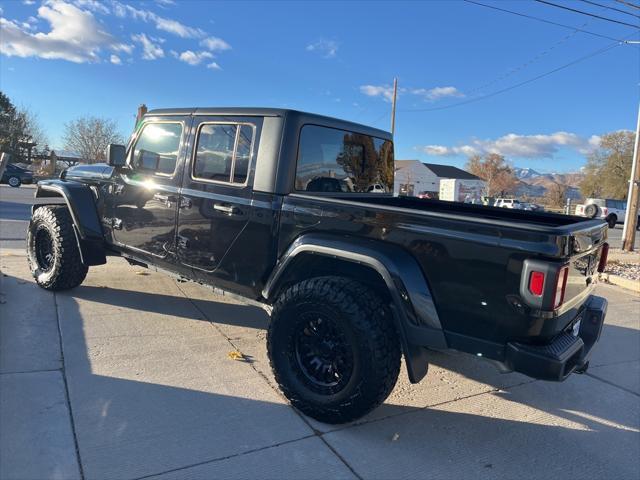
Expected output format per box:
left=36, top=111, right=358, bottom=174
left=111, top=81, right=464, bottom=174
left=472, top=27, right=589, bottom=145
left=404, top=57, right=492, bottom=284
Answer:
left=607, top=215, right=617, bottom=229
left=584, top=204, right=599, bottom=218
left=267, top=276, right=401, bottom=424
left=8, top=176, right=21, bottom=187
left=27, top=206, right=88, bottom=291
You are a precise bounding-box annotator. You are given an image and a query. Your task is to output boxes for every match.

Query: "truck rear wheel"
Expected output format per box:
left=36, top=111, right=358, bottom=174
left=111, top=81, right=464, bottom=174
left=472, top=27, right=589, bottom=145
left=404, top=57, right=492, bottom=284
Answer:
left=267, top=276, right=401, bottom=424
left=606, top=215, right=617, bottom=229
left=27, top=206, right=88, bottom=291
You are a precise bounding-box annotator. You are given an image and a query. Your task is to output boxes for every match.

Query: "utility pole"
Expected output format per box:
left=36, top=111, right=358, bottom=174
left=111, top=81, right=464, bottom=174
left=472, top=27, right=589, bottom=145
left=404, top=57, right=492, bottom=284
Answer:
left=621, top=103, right=639, bottom=252
left=390, top=78, right=398, bottom=136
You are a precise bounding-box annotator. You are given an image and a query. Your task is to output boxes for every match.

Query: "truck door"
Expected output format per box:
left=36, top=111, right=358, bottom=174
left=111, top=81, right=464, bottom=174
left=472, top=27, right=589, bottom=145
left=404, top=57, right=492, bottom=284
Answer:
left=176, top=117, right=261, bottom=285
left=111, top=117, right=189, bottom=259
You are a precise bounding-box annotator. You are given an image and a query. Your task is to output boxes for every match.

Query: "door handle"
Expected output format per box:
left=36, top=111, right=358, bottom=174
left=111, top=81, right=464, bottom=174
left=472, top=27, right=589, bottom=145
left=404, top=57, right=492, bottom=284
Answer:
left=213, top=203, right=241, bottom=216
left=153, top=193, right=178, bottom=205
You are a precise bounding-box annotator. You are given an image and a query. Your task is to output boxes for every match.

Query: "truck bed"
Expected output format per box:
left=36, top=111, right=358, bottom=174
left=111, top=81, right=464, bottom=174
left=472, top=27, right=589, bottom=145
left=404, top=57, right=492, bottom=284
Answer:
left=357, top=195, right=587, bottom=229
left=280, top=193, right=607, bottom=349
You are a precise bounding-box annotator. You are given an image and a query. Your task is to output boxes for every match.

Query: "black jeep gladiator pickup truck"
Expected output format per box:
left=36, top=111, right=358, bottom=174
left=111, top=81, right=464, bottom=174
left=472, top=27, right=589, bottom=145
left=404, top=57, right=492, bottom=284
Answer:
left=28, top=108, right=609, bottom=423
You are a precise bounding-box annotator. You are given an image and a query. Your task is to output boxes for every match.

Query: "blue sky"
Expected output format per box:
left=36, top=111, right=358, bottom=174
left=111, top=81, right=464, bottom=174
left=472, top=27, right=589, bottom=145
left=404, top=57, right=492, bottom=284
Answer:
left=0, top=0, right=638, bottom=172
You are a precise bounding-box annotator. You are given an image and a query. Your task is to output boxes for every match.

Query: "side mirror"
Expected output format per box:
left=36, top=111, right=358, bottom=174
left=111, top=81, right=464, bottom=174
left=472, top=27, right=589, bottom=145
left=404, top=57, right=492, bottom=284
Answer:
left=106, top=144, right=126, bottom=167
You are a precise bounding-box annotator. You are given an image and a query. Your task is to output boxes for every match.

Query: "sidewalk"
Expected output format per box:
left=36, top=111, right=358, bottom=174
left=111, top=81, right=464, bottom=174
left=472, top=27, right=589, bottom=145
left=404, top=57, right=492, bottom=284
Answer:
left=1, top=250, right=639, bottom=480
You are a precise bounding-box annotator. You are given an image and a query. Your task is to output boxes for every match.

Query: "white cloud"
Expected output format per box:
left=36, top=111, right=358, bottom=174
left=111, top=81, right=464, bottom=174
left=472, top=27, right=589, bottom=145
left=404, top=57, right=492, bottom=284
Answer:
left=23, top=0, right=36, bottom=5
left=3, top=1, right=231, bottom=67
left=177, top=49, right=212, bottom=66
left=418, top=132, right=601, bottom=159
left=422, top=145, right=452, bottom=156
left=306, top=39, right=338, bottom=58
left=587, top=135, right=601, bottom=150
left=112, top=2, right=126, bottom=17
left=155, top=0, right=176, bottom=6
left=200, top=36, right=231, bottom=51
left=110, top=54, right=121, bottom=64
left=112, top=42, right=134, bottom=54
left=411, top=86, right=464, bottom=101
left=361, top=83, right=464, bottom=103
left=131, top=33, right=164, bottom=60
left=155, top=16, right=204, bottom=38
left=0, top=1, right=116, bottom=63
left=206, top=61, right=221, bottom=70
left=360, top=85, right=396, bottom=102
left=73, top=0, right=110, bottom=14
left=115, top=2, right=205, bottom=38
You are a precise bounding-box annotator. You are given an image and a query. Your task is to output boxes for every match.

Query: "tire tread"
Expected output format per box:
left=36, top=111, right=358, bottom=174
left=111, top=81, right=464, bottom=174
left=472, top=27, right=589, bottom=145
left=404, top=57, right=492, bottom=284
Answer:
left=267, top=276, right=401, bottom=423
left=27, top=206, right=88, bottom=291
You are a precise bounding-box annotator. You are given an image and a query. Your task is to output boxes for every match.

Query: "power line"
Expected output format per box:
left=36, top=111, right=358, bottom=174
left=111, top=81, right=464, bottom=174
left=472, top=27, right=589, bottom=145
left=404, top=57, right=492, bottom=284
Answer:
left=400, top=38, right=628, bottom=113
left=615, top=0, right=640, bottom=11
left=577, top=0, right=640, bottom=19
left=463, top=0, right=625, bottom=42
left=534, top=0, right=640, bottom=29
left=464, top=15, right=594, bottom=97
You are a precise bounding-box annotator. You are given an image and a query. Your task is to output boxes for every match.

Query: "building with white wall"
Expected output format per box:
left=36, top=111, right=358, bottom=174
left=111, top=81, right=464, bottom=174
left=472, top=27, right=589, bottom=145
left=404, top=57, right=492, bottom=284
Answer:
left=394, top=160, right=483, bottom=198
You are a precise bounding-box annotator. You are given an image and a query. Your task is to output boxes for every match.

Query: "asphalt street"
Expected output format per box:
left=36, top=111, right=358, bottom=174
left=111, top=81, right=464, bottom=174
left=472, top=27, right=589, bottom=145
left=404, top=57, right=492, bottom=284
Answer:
left=0, top=183, right=639, bottom=480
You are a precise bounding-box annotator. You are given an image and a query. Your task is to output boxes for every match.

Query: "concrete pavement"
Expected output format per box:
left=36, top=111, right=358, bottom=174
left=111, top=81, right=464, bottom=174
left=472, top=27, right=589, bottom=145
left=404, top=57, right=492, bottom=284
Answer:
left=1, top=250, right=638, bottom=480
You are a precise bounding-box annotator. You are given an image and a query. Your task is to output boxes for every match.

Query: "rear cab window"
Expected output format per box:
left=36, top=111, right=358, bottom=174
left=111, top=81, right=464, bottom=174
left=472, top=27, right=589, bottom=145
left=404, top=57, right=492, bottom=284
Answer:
left=295, top=125, right=394, bottom=193
left=192, top=123, right=255, bottom=185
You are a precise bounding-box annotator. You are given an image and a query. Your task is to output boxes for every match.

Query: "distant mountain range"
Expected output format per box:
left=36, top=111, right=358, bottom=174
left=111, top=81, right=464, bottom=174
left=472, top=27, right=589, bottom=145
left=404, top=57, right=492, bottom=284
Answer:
left=512, top=167, right=584, bottom=200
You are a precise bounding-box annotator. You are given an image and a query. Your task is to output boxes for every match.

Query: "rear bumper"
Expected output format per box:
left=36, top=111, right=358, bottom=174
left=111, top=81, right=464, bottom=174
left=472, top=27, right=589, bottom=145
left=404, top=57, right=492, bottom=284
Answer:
left=504, top=295, right=607, bottom=381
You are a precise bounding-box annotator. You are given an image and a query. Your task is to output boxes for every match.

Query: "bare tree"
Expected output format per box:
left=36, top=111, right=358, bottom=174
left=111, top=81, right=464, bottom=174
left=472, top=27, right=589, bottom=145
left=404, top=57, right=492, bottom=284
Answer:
left=466, top=153, right=517, bottom=197
left=544, top=182, right=568, bottom=208
left=580, top=130, right=634, bottom=200
left=21, top=108, right=49, bottom=149
left=63, top=116, right=124, bottom=163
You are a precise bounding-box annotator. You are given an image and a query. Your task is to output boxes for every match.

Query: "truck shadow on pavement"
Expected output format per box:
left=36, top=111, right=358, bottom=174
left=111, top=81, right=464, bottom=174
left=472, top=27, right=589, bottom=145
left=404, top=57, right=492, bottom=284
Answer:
left=73, top=284, right=269, bottom=330
left=21, top=272, right=638, bottom=479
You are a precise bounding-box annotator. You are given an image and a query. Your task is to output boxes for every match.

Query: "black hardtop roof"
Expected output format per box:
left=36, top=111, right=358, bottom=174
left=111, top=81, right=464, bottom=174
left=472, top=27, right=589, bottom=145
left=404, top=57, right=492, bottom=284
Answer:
left=145, top=107, right=391, bottom=139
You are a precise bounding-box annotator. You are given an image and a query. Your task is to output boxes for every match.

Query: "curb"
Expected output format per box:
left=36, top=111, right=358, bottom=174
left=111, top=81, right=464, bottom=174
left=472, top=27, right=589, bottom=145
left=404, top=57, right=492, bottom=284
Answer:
left=599, top=273, right=640, bottom=294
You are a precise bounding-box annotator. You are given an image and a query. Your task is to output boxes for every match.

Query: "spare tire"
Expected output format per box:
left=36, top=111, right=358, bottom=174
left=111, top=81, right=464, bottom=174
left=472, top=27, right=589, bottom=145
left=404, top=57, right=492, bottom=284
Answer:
left=584, top=204, right=599, bottom=218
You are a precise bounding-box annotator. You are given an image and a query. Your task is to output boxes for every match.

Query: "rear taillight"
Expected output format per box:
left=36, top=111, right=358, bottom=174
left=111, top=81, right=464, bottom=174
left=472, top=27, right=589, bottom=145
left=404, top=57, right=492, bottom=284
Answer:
left=529, top=271, right=545, bottom=296
left=554, top=266, right=569, bottom=309
left=597, top=242, right=609, bottom=273
left=602, top=207, right=608, bottom=215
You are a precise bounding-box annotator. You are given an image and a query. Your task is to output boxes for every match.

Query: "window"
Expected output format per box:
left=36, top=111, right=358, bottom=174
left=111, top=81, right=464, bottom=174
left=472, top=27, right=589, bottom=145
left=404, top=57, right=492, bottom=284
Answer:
left=295, top=125, right=394, bottom=193
left=132, top=123, right=183, bottom=175
left=193, top=123, right=254, bottom=184
left=606, top=199, right=626, bottom=210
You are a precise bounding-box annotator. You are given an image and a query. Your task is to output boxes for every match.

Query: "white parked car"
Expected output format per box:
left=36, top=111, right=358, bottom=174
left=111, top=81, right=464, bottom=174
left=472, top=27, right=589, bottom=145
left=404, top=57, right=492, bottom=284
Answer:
left=575, top=198, right=638, bottom=229
left=366, top=183, right=387, bottom=193
left=494, top=198, right=523, bottom=209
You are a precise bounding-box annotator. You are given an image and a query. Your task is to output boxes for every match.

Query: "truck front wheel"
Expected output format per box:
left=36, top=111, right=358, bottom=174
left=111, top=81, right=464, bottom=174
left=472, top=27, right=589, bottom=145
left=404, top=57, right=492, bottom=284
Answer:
left=268, top=276, right=401, bottom=424
left=27, top=206, right=88, bottom=291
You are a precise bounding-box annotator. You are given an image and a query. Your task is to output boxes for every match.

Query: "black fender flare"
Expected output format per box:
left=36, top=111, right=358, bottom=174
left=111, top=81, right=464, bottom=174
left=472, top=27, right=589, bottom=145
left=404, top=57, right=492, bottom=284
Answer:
left=33, top=180, right=106, bottom=266
left=262, top=233, right=447, bottom=383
